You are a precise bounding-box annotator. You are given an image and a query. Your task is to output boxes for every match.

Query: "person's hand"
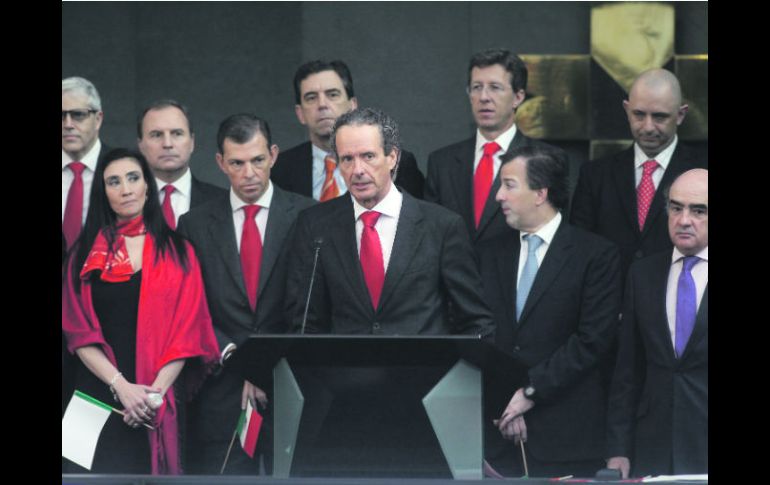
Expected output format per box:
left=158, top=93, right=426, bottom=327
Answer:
left=607, top=456, right=630, bottom=479
left=113, top=377, right=161, bottom=428
left=496, top=388, right=535, bottom=433
left=242, top=380, right=268, bottom=410
left=494, top=414, right=528, bottom=443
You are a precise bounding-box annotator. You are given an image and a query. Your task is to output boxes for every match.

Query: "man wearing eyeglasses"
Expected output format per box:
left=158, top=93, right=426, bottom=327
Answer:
left=425, top=49, right=564, bottom=247
left=606, top=169, right=708, bottom=478
left=62, top=76, right=110, bottom=250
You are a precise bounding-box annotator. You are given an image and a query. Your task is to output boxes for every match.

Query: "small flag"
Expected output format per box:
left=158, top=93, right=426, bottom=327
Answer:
left=62, top=390, right=113, bottom=470
left=237, top=400, right=263, bottom=458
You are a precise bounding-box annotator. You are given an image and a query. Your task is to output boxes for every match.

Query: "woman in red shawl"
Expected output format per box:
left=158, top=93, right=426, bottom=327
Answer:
left=62, top=148, right=219, bottom=474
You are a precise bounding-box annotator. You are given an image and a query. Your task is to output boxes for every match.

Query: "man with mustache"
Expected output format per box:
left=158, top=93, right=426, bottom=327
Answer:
left=287, top=107, right=493, bottom=337
left=570, top=69, right=707, bottom=284
left=425, top=48, right=564, bottom=248
left=138, top=99, right=225, bottom=230
left=606, top=169, right=708, bottom=478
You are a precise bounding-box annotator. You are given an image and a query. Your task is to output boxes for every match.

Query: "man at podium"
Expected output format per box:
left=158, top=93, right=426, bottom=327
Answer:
left=287, top=107, right=494, bottom=338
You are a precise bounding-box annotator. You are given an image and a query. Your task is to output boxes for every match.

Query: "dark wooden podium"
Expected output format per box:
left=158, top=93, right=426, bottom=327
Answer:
left=227, top=335, right=524, bottom=479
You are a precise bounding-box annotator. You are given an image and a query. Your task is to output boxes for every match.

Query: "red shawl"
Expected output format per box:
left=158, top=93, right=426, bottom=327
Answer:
left=62, top=230, right=219, bottom=474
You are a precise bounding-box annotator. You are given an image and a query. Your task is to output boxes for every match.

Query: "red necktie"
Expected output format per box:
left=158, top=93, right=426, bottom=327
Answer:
left=162, top=184, right=176, bottom=230
left=320, top=155, right=340, bottom=202
left=637, top=160, right=659, bottom=230
left=240, top=205, right=263, bottom=311
left=359, top=211, right=385, bottom=310
left=473, top=142, right=500, bottom=228
left=63, top=161, right=86, bottom=249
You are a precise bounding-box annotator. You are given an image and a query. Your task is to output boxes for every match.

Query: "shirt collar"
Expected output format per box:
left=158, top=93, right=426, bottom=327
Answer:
left=519, top=212, right=562, bottom=247
left=671, top=245, right=708, bottom=265
left=156, top=167, right=192, bottom=198
left=62, top=138, right=101, bottom=172
left=230, top=180, right=274, bottom=213
left=634, top=135, right=678, bottom=170
left=352, top=184, right=403, bottom=221
left=475, top=123, right=518, bottom=154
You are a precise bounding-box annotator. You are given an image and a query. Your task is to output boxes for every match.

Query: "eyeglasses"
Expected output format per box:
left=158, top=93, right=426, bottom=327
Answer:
left=62, top=109, right=98, bottom=122
left=467, top=83, right=510, bottom=98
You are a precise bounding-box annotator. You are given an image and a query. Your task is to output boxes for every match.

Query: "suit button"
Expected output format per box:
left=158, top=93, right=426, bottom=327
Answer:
left=634, top=250, right=644, bottom=259
left=513, top=346, right=521, bottom=353
left=373, top=322, right=381, bottom=333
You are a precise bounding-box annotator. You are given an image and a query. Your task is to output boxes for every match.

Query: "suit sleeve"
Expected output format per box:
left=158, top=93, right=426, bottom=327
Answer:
left=606, top=265, right=646, bottom=458
left=395, top=150, right=425, bottom=199
left=423, top=152, right=441, bottom=204
left=569, top=161, right=597, bottom=232
left=286, top=213, right=330, bottom=334
left=176, top=214, right=235, bottom=353
left=527, top=242, right=622, bottom=401
left=440, top=215, right=495, bottom=337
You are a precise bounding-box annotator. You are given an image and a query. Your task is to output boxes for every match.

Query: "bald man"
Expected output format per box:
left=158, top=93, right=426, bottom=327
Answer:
left=605, top=169, right=708, bottom=478
left=570, top=69, right=708, bottom=283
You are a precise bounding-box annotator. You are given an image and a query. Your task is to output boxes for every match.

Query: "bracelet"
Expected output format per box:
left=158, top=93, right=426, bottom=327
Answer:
left=109, top=372, right=123, bottom=402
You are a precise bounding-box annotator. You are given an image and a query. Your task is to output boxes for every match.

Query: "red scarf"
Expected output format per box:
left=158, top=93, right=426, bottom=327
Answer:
left=80, top=216, right=147, bottom=282
left=63, top=227, right=219, bottom=474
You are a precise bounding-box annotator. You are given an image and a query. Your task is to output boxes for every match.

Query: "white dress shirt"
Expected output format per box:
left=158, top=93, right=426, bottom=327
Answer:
left=229, top=181, right=273, bottom=252
left=312, top=144, right=348, bottom=200
left=156, top=168, right=192, bottom=226
left=473, top=123, right=518, bottom=181
left=516, top=212, right=562, bottom=289
left=666, top=246, right=708, bottom=349
left=352, top=185, right=403, bottom=274
left=62, top=139, right=101, bottom=224
left=633, top=135, right=679, bottom=189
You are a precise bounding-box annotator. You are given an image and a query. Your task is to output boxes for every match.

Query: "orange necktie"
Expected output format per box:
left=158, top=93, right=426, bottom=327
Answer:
left=320, top=155, right=340, bottom=202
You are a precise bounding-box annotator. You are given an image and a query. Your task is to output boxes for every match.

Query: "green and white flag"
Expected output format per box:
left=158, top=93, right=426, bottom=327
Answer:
left=62, top=390, right=113, bottom=470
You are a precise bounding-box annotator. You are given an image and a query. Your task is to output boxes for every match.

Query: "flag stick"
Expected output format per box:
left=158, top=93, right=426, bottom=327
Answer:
left=519, top=440, right=529, bottom=478
left=220, top=427, right=239, bottom=474
left=111, top=408, right=154, bottom=430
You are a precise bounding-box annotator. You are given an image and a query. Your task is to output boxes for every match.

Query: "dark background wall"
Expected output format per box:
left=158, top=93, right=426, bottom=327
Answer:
left=62, top=1, right=708, bottom=190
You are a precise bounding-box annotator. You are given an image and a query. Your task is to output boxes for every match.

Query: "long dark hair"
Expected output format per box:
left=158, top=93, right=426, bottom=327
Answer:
left=69, top=148, right=189, bottom=291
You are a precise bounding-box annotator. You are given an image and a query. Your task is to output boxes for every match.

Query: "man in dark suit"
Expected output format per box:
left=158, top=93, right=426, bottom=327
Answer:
left=271, top=59, right=425, bottom=200
left=606, top=169, right=708, bottom=478
left=287, top=107, right=493, bottom=337
left=138, top=99, right=225, bottom=230
left=178, top=114, right=315, bottom=474
left=479, top=146, right=621, bottom=477
left=425, top=48, right=564, bottom=247
left=570, top=68, right=707, bottom=283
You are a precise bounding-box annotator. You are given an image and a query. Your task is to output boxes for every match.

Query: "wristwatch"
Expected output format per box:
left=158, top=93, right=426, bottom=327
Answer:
left=523, top=384, right=536, bottom=400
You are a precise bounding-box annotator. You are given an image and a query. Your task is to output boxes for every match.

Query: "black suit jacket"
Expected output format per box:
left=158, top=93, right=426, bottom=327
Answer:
left=570, top=143, right=707, bottom=282
left=272, top=141, right=425, bottom=199
left=606, top=252, right=708, bottom=476
left=177, top=185, right=314, bottom=349
left=425, top=130, right=564, bottom=246
left=478, top=221, right=621, bottom=463
left=190, top=174, right=227, bottom=209
left=287, top=190, right=494, bottom=337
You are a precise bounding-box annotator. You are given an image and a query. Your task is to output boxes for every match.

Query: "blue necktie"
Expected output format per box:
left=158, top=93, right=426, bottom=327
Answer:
left=516, top=234, right=543, bottom=320
left=675, top=256, right=699, bottom=358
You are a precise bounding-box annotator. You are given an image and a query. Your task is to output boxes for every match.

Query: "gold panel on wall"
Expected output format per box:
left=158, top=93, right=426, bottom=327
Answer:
left=590, top=139, right=633, bottom=161
left=675, top=55, right=708, bottom=141
left=518, top=55, right=590, bottom=140
left=591, top=2, right=675, bottom=93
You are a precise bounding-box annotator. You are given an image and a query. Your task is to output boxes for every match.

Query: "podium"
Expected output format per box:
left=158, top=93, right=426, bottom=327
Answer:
left=227, top=335, right=525, bottom=479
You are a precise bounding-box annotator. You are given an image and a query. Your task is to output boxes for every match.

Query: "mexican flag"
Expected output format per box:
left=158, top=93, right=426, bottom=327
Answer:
left=62, top=390, right=113, bottom=470
left=237, top=400, right=263, bottom=458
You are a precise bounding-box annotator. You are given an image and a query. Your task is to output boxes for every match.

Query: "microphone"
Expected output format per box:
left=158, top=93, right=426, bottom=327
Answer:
left=300, top=237, right=324, bottom=334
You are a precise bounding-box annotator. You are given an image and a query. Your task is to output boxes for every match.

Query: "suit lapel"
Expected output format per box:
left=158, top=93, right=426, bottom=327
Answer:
left=517, top=221, right=572, bottom=326
left=207, top=198, right=249, bottom=301
left=611, top=147, right=641, bottom=236
left=377, top=193, right=425, bottom=312
left=299, top=142, right=315, bottom=198
left=328, top=197, right=372, bottom=313
left=496, top=232, right=520, bottom=328
left=257, top=187, right=293, bottom=296
left=450, top=139, right=476, bottom=236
